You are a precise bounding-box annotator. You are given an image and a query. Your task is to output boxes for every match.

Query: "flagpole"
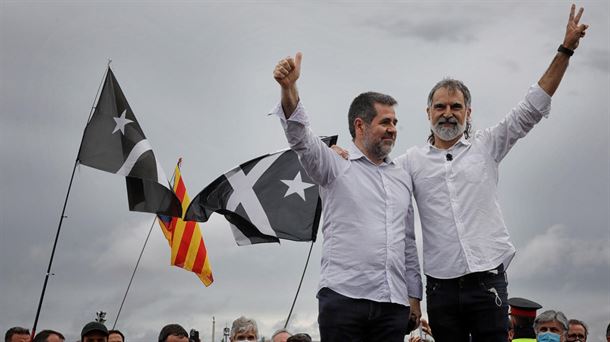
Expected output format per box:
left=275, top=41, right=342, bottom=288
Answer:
left=283, top=240, right=315, bottom=329
left=31, top=64, right=110, bottom=338
left=112, top=160, right=180, bottom=329
left=112, top=217, right=157, bottom=329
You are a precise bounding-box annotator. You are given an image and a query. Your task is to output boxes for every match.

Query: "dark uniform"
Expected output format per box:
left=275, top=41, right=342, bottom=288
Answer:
left=509, top=297, right=542, bottom=342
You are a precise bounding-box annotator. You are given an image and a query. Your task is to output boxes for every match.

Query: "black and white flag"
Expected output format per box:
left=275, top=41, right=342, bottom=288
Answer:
left=77, top=68, right=182, bottom=217
left=184, top=136, right=337, bottom=245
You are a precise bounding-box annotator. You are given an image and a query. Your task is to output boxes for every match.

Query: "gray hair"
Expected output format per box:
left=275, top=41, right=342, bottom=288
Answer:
left=568, top=319, right=588, bottom=338
left=427, top=77, right=472, bottom=108
left=271, top=329, right=291, bottom=341
left=426, top=77, right=472, bottom=145
left=230, top=316, right=258, bottom=339
left=533, top=310, right=569, bottom=334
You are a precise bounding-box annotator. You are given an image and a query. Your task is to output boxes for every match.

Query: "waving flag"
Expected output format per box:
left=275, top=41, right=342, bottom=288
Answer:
left=184, top=136, right=337, bottom=246
left=158, top=160, right=213, bottom=286
left=77, top=68, right=181, bottom=217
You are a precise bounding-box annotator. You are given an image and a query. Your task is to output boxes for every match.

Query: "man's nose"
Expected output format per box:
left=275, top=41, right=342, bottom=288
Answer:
left=441, top=106, right=453, bottom=116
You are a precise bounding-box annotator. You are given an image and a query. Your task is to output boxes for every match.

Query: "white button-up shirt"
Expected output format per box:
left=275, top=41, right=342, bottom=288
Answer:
left=397, top=84, right=551, bottom=279
left=273, top=101, right=423, bottom=306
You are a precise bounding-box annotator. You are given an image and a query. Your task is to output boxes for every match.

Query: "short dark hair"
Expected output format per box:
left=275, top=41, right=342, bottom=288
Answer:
left=108, top=330, right=125, bottom=342
left=568, top=319, right=588, bottom=338
left=33, top=330, right=65, bottom=342
left=348, top=91, right=397, bottom=139
left=287, top=333, right=312, bottom=342
left=158, top=324, right=188, bottom=342
left=426, top=77, right=472, bottom=145
left=5, top=327, right=30, bottom=342
left=511, top=315, right=536, bottom=338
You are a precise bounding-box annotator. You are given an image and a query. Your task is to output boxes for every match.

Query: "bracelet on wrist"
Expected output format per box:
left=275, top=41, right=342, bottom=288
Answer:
left=557, top=44, right=574, bottom=57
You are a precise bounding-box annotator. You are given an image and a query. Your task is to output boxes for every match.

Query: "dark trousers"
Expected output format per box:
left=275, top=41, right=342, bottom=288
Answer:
left=426, top=267, right=509, bottom=342
left=317, top=287, right=411, bottom=342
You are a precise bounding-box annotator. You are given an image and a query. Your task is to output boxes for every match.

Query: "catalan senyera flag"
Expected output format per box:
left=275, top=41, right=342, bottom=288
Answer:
left=158, top=160, right=213, bottom=286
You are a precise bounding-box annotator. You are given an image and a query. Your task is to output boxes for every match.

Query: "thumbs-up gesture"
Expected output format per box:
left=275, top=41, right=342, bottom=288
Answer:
left=274, top=52, right=302, bottom=89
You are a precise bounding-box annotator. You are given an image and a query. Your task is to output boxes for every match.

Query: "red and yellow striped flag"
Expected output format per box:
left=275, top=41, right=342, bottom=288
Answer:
left=158, top=160, right=213, bottom=286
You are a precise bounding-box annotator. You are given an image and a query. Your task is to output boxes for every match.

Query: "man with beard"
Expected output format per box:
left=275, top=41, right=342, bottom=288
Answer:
left=272, top=52, right=422, bottom=341
left=398, top=5, right=588, bottom=342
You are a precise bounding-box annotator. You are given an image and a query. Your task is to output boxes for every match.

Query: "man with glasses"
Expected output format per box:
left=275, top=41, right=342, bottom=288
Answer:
left=566, top=319, right=588, bottom=342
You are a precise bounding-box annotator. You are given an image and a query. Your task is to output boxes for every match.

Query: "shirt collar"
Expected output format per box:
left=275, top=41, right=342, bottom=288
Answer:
left=348, top=140, right=395, bottom=165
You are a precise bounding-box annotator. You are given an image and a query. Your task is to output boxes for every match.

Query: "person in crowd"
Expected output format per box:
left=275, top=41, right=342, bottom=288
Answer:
left=229, top=317, right=258, bottom=342
left=510, top=297, right=543, bottom=341
left=567, top=319, right=588, bottom=342
left=32, top=330, right=64, bottom=342
left=80, top=322, right=109, bottom=342
left=286, top=334, right=312, bottom=342
left=533, top=310, right=569, bottom=342
left=107, top=330, right=124, bottom=342
left=158, top=324, right=188, bottom=342
left=5, top=327, right=31, bottom=342
left=408, top=319, right=434, bottom=342
left=271, top=329, right=291, bottom=342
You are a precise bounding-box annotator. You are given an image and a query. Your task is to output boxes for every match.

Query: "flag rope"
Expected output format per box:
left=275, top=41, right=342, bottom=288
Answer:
left=31, top=65, right=110, bottom=339
left=112, top=161, right=179, bottom=329
left=284, top=240, right=315, bottom=329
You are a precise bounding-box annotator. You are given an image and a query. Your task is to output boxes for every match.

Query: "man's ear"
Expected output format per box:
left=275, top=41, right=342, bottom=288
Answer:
left=466, top=107, right=472, bottom=121
left=354, top=117, right=365, bottom=136
left=426, top=107, right=431, bottom=121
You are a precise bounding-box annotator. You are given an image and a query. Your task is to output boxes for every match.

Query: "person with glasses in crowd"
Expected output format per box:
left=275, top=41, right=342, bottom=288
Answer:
left=566, top=319, right=588, bottom=342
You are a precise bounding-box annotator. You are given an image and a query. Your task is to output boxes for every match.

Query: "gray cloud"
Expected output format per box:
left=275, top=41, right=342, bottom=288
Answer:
left=583, top=48, right=610, bottom=73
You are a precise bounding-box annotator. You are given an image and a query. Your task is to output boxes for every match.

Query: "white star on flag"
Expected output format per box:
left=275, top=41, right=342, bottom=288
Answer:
left=281, top=171, right=315, bottom=201
left=112, top=110, right=133, bottom=134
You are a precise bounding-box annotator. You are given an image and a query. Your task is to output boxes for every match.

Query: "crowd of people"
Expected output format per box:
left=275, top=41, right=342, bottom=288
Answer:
left=4, top=316, right=314, bottom=342
left=4, top=313, right=610, bottom=342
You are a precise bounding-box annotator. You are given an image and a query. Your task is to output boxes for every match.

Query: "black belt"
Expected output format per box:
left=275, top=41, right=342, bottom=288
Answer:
left=426, top=264, right=504, bottom=283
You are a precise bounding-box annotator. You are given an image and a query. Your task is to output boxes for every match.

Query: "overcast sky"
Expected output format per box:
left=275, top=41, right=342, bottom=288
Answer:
left=1, top=1, right=609, bottom=341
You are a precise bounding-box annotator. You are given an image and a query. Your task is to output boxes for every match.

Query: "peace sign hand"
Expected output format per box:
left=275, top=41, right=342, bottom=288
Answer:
left=564, top=4, right=589, bottom=50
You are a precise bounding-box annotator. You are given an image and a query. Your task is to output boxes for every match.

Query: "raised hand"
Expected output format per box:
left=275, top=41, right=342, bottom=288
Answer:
left=274, top=52, right=303, bottom=89
left=563, top=4, right=588, bottom=50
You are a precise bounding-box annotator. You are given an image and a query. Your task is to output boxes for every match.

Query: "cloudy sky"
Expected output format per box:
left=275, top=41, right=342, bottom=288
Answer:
left=1, top=1, right=608, bottom=341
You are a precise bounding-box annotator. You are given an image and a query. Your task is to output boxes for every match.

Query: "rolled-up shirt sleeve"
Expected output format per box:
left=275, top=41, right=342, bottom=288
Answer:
left=484, top=83, right=553, bottom=162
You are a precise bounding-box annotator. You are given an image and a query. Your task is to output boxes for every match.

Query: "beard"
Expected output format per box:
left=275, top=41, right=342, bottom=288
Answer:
left=363, top=128, right=394, bottom=161
left=431, top=116, right=466, bottom=141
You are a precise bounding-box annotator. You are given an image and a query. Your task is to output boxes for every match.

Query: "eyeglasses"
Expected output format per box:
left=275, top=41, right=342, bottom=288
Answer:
left=567, top=333, right=586, bottom=342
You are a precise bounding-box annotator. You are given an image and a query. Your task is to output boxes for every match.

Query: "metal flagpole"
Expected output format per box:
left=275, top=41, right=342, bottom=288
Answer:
left=283, top=240, right=315, bottom=329
left=112, top=160, right=180, bottom=329
left=112, top=216, right=158, bottom=329
left=31, top=63, right=110, bottom=338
